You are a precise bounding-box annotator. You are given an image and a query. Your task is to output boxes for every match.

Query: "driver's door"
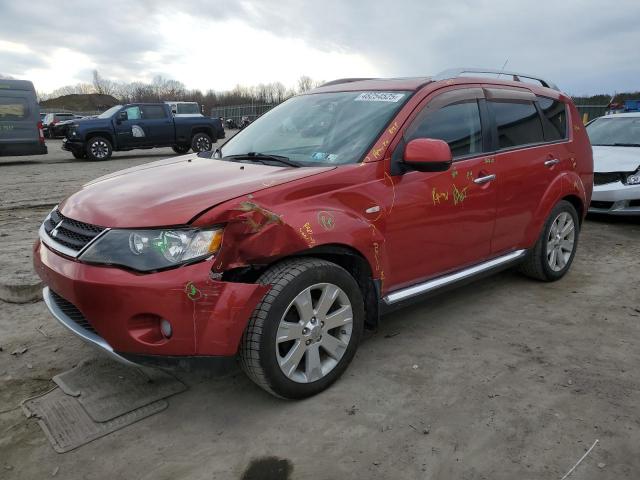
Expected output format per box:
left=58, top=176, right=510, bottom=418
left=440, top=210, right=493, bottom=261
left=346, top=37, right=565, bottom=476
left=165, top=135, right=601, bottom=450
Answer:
left=383, top=88, right=498, bottom=291
left=114, top=105, right=146, bottom=147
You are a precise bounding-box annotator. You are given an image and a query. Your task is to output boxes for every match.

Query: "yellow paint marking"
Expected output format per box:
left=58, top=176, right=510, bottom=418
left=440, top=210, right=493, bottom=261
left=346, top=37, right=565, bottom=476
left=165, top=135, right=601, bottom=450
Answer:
left=432, top=188, right=449, bottom=205
left=452, top=184, right=469, bottom=206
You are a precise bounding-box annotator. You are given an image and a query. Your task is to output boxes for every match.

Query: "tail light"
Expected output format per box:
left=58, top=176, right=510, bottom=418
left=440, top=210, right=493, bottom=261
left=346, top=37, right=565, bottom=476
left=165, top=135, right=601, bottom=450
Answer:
left=37, top=121, right=45, bottom=144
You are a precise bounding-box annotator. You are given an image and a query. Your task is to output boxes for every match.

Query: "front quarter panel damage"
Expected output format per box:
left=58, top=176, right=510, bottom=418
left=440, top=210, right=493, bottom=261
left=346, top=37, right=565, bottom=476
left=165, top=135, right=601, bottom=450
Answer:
left=191, top=164, right=390, bottom=286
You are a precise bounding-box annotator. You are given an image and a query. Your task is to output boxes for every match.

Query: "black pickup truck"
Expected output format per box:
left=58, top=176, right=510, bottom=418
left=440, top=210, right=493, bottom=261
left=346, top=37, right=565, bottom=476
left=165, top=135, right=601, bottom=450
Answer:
left=62, top=103, right=224, bottom=160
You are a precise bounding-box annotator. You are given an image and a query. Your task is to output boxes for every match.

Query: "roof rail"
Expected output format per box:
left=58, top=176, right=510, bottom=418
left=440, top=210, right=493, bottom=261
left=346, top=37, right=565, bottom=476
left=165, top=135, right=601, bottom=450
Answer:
left=432, top=68, right=559, bottom=91
left=319, top=78, right=376, bottom=87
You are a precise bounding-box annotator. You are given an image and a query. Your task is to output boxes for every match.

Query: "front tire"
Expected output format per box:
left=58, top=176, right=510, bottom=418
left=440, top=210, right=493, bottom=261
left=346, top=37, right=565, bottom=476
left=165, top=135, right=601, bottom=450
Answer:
left=85, top=136, right=113, bottom=161
left=71, top=150, right=86, bottom=159
left=519, top=200, right=579, bottom=281
left=239, top=258, right=365, bottom=399
left=191, top=133, right=213, bottom=152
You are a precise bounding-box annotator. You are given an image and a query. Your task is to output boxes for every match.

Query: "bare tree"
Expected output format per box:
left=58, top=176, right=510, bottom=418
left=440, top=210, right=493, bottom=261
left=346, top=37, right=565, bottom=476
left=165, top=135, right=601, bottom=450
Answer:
left=297, top=75, right=314, bottom=93
left=92, top=70, right=116, bottom=96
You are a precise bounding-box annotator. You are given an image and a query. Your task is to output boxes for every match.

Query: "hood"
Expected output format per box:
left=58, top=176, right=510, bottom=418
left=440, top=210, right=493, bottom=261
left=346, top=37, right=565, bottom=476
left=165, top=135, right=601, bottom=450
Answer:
left=592, top=145, right=640, bottom=173
left=60, top=155, right=334, bottom=227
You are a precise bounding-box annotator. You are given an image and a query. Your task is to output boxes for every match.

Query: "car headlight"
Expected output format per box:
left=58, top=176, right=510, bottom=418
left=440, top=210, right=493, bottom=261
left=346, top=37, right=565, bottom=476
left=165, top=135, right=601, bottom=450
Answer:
left=626, top=169, right=640, bottom=185
left=80, top=227, right=224, bottom=272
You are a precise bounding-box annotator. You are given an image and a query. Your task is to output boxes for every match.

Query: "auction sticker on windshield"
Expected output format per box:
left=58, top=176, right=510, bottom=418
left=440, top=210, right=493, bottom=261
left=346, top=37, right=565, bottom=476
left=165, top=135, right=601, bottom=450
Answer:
left=355, top=92, right=405, bottom=102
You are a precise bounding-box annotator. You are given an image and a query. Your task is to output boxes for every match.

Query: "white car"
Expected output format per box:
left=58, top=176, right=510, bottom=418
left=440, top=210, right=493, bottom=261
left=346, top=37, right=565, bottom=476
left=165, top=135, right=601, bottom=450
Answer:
left=586, top=112, right=640, bottom=215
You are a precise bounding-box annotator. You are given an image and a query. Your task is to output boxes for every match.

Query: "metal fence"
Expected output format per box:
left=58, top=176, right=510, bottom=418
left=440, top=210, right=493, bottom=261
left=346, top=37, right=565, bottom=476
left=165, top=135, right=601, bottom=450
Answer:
left=40, top=107, right=102, bottom=116
left=210, top=104, right=277, bottom=125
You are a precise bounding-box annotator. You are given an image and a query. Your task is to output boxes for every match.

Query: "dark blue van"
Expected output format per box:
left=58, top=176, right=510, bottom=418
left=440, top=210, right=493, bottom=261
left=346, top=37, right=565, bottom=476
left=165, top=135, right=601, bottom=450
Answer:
left=0, top=79, right=47, bottom=156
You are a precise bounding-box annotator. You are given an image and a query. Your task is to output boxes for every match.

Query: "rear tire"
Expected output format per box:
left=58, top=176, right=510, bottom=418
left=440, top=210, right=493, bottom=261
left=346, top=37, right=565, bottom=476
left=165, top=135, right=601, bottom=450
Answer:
left=519, top=200, right=579, bottom=281
left=239, top=258, right=365, bottom=399
left=85, top=136, right=113, bottom=161
left=191, top=133, right=213, bottom=152
left=172, top=144, right=190, bottom=154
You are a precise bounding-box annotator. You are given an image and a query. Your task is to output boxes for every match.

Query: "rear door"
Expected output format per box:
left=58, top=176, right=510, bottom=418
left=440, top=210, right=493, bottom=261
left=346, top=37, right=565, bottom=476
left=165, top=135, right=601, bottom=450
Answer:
left=485, top=87, right=565, bottom=253
left=384, top=87, right=498, bottom=289
left=140, top=105, right=174, bottom=145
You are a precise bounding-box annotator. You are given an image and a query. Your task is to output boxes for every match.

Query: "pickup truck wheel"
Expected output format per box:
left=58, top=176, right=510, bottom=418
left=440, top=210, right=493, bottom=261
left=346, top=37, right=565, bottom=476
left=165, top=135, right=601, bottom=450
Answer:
left=172, top=144, right=190, bottom=154
left=519, top=200, right=579, bottom=281
left=85, top=136, right=113, bottom=161
left=239, top=258, right=365, bottom=399
left=191, top=133, right=213, bottom=152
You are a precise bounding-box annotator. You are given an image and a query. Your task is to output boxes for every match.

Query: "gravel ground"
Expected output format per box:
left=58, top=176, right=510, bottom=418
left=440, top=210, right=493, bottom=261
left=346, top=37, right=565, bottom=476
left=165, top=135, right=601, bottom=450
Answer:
left=0, top=140, right=639, bottom=479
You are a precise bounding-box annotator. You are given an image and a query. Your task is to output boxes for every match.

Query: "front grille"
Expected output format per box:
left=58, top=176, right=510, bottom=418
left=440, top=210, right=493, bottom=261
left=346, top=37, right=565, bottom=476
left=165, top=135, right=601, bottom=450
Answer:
left=590, top=201, right=614, bottom=210
left=594, top=172, right=624, bottom=185
left=49, top=290, right=98, bottom=334
left=43, top=209, right=105, bottom=254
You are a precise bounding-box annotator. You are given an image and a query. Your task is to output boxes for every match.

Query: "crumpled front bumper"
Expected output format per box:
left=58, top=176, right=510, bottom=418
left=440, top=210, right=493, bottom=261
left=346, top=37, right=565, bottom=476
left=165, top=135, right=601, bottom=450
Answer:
left=34, top=240, right=270, bottom=363
left=589, top=181, right=640, bottom=215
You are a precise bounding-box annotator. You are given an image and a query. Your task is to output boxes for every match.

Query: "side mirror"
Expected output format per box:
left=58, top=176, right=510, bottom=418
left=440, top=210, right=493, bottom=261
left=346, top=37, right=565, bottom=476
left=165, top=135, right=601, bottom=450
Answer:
left=117, top=111, right=128, bottom=122
left=403, top=138, right=452, bottom=172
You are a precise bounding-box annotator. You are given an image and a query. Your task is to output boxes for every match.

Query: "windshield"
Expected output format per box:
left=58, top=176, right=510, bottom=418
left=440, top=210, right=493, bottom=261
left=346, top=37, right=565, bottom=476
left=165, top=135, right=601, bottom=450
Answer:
left=98, top=105, right=123, bottom=119
left=221, top=91, right=410, bottom=165
left=587, top=117, right=640, bottom=146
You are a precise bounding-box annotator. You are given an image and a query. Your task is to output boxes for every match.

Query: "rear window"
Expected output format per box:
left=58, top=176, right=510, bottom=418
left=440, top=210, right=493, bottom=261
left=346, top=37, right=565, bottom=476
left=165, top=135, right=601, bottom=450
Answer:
left=56, top=114, right=74, bottom=120
left=177, top=103, right=200, bottom=114
left=490, top=101, right=544, bottom=149
left=0, top=96, right=28, bottom=120
left=537, top=96, right=567, bottom=141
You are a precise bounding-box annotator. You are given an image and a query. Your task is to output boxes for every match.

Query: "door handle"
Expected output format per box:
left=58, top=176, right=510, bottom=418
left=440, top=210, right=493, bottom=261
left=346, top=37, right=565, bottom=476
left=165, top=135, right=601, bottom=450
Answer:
left=474, top=174, right=496, bottom=184
left=544, top=158, right=560, bottom=167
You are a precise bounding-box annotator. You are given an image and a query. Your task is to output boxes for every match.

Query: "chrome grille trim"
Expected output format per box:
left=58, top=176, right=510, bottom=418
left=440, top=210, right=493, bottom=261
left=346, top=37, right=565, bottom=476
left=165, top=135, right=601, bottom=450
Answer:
left=40, top=208, right=110, bottom=258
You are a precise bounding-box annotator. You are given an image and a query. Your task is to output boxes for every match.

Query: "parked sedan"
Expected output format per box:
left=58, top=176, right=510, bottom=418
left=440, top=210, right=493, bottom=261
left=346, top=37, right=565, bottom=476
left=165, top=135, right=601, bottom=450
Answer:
left=42, top=112, right=77, bottom=138
left=587, top=113, right=640, bottom=215
left=50, top=115, right=85, bottom=138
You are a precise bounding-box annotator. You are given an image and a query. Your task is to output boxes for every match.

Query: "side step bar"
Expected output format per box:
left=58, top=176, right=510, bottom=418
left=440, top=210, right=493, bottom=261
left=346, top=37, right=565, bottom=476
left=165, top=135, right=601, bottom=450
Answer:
left=383, top=250, right=526, bottom=305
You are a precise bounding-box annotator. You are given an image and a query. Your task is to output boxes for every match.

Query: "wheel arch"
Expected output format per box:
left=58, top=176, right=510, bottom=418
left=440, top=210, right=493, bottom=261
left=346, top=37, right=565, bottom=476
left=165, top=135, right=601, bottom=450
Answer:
left=561, top=194, right=584, bottom=225
left=222, top=243, right=380, bottom=329
left=85, top=130, right=115, bottom=148
left=190, top=126, right=214, bottom=140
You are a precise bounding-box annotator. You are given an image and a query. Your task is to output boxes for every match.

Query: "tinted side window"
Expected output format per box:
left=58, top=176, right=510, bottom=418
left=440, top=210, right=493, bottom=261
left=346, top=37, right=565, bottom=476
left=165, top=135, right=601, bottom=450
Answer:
left=0, top=97, right=28, bottom=120
left=142, top=105, right=167, bottom=119
left=490, top=101, right=544, bottom=149
left=537, top=96, right=567, bottom=141
left=407, top=101, right=483, bottom=158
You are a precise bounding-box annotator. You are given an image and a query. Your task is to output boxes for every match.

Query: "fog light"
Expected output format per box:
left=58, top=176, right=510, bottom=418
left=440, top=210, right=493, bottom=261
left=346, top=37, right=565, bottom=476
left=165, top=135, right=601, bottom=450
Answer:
left=160, top=319, right=172, bottom=338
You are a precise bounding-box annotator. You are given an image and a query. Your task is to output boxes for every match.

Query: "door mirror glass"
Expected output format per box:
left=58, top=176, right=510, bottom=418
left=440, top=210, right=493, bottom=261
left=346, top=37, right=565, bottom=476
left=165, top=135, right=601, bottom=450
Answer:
left=117, top=111, right=128, bottom=122
left=403, top=138, right=452, bottom=172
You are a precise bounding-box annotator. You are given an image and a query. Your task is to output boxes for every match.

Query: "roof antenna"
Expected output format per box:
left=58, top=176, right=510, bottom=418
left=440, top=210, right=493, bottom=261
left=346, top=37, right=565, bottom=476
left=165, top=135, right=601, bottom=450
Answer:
left=498, top=58, right=509, bottom=78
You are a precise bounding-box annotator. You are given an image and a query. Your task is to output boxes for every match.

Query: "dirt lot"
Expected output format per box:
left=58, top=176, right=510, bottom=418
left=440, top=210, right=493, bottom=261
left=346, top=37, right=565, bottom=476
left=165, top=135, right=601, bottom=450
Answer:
left=1, top=141, right=639, bottom=479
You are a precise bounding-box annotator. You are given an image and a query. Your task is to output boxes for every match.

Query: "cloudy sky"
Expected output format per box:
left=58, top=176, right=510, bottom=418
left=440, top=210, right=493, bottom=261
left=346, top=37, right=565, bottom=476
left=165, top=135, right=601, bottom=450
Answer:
left=1, top=0, right=638, bottom=95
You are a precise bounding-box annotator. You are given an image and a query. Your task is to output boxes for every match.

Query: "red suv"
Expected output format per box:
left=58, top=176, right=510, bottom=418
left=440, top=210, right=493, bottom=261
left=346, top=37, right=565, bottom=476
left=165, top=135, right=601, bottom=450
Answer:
left=34, top=68, right=593, bottom=398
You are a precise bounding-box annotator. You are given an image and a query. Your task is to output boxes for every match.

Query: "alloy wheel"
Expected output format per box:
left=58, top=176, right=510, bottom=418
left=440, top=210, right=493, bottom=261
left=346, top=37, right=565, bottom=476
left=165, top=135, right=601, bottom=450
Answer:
left=276, top=283, right=353, bottom=383
left=546, top=212, right=575, bottom=271
left=195, top=137, right=211, bottom=151
left=90, top=140, right=109, bottom=159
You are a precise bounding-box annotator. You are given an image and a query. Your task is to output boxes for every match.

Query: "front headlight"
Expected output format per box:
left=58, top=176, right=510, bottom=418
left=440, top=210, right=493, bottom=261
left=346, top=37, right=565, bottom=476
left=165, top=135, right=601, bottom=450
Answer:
left=80, top=227, right=224, bottom=272
left=626, top=169, right=640, bottom=185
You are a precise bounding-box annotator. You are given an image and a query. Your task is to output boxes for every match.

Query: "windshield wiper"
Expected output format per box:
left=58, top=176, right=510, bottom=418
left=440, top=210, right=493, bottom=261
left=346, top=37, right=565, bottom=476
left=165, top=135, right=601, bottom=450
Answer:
left=223, top=152, right=300, bottom=167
